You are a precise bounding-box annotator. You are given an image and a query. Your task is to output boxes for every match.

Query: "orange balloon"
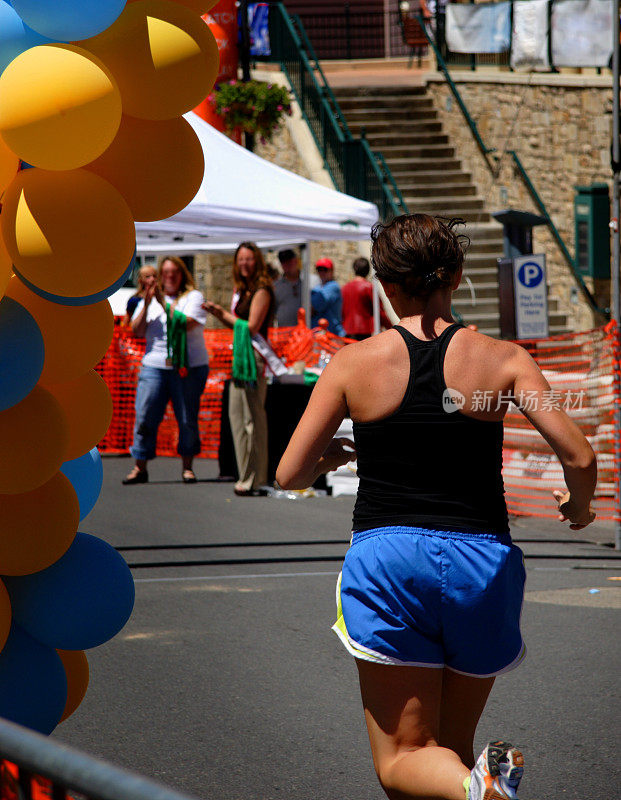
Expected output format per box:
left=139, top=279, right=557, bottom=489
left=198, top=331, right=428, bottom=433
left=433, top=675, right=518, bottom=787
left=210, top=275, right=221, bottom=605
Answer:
left=0, top=234, right=11, bottom=302
left=5, top=276, right=114, bottom=383
left=81, top=0, right=219, bottom=121
left=57, top=649, right=89, bottom=723
left=0, top=136, right=19, bottom=197
left=85, top=115, right=204, bottom=221
left=0, top=473, right=79, bottom=576
left=0, top=168, right=135, bottom=300
left=0, top=385, right=69, bottom=494
left=44, top=371, right=112, bottom=461
left=0, top=581, right=10, bottom=655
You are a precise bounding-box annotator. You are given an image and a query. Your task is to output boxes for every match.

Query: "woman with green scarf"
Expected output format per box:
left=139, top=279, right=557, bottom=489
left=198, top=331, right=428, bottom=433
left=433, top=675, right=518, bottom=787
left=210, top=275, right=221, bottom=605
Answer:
left=205, top=242, right=275, bottom=496
left=123, top=256, right=209, bottom=485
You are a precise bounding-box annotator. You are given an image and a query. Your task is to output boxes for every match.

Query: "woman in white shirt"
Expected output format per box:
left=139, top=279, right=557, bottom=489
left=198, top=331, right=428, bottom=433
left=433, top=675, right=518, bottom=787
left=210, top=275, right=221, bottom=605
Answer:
left=123, top=257, right=209, bottom=485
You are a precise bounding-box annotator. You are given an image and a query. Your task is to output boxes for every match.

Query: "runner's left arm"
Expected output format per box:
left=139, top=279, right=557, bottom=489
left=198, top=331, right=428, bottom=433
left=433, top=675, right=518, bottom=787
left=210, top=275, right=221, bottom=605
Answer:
left=276, top=348, right=354, bottom=489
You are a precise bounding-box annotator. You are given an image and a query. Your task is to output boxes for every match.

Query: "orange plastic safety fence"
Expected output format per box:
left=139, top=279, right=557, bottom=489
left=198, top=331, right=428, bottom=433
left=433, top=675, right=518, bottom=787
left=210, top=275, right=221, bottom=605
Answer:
left=96, top=323, right=354, bottom=460
left=502, top=322, right=620, bottom=521
left=96, top=322, right=621, bottom=521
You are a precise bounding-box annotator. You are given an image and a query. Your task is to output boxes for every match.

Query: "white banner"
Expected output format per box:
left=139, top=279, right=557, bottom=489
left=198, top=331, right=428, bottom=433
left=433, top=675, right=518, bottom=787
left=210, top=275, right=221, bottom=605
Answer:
left=511, top=0, right=551, bottom=71
left=446, top=2, right=512, bottom=53
left=552, top=0, right=613, bottom=67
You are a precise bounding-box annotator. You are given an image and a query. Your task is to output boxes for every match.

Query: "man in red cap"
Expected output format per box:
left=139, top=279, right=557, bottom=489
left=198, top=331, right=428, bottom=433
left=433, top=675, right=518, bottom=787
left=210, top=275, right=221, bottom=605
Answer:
left=311, top=257, right=345, bottom=336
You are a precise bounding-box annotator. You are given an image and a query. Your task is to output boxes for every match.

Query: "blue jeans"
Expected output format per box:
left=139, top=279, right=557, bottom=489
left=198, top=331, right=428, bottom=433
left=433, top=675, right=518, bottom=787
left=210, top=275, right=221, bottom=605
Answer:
left=130, top=365, right=209, bottom=461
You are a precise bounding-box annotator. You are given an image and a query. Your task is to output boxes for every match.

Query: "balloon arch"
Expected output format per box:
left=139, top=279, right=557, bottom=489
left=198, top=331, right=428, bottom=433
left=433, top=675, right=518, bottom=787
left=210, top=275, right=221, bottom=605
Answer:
left=0, top=0, right=220, bottom=733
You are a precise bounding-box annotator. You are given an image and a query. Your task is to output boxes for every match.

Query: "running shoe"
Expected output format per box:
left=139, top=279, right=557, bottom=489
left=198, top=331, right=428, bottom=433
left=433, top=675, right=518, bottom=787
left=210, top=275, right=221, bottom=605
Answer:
left=468, top=740, right=524, bottom=800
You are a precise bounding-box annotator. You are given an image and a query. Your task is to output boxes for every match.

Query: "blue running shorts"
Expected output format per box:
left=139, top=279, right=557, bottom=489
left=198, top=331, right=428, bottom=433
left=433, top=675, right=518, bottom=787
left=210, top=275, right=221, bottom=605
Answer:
left=332, top=526, right=526, bottom=677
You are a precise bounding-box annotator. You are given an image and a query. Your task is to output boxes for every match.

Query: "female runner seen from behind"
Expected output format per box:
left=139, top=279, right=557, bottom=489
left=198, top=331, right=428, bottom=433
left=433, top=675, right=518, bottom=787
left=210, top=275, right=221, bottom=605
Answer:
left=276, top=214, right=596, bottom=800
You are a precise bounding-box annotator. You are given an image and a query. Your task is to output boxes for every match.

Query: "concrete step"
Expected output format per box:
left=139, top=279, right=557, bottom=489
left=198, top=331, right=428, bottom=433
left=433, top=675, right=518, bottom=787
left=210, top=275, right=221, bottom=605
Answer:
left=398, top=170, right=472, bottom=185
left=333, top=85, right=428, bottom=98
left=383, top=157, right=463, bottom=174
left=348, top=119, right=443, bottom=134
left=379, top=144, right=456, bottom=159
left=462, top=222, right=506, bottom=241
left=453, top=281, right=500, bottom=300
left=364, top=132, right=450, bottom=147
left=404, top=196, right=486, bottom=213
left=400, top=182, right=477, bottom=198
left=336, top=96, right=435, bottom=112
left=343, top=107, right=439, bottom=122
left=453, top=298, right=500, bottom=315
left=464, top=254, right=504, bottom=270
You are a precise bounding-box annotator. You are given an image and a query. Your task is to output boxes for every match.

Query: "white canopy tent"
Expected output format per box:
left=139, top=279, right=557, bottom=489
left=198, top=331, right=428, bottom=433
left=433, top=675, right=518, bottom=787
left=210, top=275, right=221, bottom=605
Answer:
left=132, top=113, right=381, bottom=326
left=135, top=112, right=378, bottom=253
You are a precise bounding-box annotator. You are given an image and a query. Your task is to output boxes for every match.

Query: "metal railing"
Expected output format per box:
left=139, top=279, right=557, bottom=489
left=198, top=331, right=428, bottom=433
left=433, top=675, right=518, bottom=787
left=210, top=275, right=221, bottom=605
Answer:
left=508, top=150, right=605, bottom=315
left=0, top=718, right=198, bottom=800
left=266, top=3, right=407, bottom=220
left=280, top=7, right=412, bottom=61
left=415, top=14, right=607, bottom=318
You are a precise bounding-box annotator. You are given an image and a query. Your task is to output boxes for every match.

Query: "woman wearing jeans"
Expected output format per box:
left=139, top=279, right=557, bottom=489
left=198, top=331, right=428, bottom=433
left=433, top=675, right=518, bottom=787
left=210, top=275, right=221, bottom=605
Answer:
left=123, top=256, right=209, bottom=485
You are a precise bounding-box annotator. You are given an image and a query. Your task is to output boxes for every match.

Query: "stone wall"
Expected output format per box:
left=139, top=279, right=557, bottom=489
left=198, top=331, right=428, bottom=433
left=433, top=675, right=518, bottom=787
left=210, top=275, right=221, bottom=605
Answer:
left=425, top=72, right=613, bottom=331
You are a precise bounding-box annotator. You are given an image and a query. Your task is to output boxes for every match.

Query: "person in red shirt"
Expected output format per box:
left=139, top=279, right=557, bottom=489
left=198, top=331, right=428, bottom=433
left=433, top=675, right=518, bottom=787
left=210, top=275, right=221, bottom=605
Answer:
left=341, top=257, right=392, bottom=340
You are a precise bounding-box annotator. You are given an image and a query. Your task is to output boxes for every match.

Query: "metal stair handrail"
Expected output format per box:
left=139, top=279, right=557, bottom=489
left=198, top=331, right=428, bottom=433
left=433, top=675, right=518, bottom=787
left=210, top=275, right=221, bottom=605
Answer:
left=268, top=3, right=405, bottom=220
left=415, top=14, right=607, bottom=319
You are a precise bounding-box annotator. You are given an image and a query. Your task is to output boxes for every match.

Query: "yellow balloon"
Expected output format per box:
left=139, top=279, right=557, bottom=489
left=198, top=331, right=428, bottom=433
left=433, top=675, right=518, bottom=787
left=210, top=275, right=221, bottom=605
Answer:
left=0, top=385, right=69, bottom=494
left=0, top=136, right=19, bottom=196
left=0, top=581, right=10, bottom=655
left=85, top=115, right=204, bottom=222
left=5, top=276, right=114, bottom=383
left=57, top=649, right=89, bottom=723
left=81, top=0, right=220, bottom=121
left=44, top=370, right=113, bottom=461
left=0, top=45, right=122, bottom=171
left=0, top=473, right=79, bottom=576
left=1, top=168, right=135, bottom=299
left=0, top=235, right=12, bottom=301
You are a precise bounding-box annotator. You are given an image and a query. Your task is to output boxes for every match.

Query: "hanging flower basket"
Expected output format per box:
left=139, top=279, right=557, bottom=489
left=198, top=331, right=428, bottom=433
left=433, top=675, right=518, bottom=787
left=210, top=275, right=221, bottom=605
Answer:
left=209, top=80, right=293, bottom=143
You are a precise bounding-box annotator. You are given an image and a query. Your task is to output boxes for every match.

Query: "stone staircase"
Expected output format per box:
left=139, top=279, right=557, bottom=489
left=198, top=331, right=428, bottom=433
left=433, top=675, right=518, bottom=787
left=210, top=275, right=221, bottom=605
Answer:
left=331, top=85, right=570, bottom=337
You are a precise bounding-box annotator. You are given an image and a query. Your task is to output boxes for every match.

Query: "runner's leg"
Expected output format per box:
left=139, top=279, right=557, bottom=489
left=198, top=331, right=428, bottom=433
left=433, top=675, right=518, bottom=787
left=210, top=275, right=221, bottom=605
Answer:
left=439, top=670, right=495, bottom=768
left=356, top=660, right=470, bottom=800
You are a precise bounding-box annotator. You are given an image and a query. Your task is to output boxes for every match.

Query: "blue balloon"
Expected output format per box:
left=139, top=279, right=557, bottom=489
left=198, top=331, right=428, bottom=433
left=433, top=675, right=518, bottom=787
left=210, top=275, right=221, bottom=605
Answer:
left=0, top=623, right=67, bottom=735
left=0, top=0, right=55, bottom=75
left=4, top=532, right=135, bottom=651
left=8, top=0, right=126, bottom=42
left=0, top=296, right=44, bottom=412
left=12, top=248, right=136, bottom=307
left=60, top=447, right=103, bottom=522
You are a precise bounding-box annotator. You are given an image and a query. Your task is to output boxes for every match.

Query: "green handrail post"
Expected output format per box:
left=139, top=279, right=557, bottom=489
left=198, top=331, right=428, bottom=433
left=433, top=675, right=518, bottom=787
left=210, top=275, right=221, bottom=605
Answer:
left=416, top=14, right=496, bottom=171
left=267, top=3, right=403, bottom=221
left=291, top=14, right=354, bottom=139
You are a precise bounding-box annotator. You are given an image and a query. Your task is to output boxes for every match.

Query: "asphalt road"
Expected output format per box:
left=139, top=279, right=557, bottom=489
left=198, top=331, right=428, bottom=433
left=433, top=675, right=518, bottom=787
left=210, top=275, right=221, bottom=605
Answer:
left=53, top=456, right=620, bottom=800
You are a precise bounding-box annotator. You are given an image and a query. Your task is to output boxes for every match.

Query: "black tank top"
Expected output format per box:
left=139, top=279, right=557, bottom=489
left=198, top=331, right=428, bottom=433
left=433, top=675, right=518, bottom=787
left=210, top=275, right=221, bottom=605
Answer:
left=352, top=324, right=509, bottom=534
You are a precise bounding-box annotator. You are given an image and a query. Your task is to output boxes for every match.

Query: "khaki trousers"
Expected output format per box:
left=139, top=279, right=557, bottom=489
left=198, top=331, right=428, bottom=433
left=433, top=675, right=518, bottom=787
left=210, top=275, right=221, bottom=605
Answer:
left=228, top=366, right=268, bottom=491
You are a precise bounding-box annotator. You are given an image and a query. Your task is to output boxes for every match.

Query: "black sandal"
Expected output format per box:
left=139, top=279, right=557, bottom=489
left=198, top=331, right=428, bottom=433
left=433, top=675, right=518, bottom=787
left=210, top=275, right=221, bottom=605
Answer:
left=122, top=468, right=149, bottom=485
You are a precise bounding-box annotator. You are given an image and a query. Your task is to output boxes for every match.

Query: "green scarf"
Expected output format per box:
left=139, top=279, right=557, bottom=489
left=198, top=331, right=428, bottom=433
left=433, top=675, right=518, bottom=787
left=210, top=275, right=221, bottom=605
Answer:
left=166, top=303, right=188, bottom=375
left=232, top=318, right=257, bottom=386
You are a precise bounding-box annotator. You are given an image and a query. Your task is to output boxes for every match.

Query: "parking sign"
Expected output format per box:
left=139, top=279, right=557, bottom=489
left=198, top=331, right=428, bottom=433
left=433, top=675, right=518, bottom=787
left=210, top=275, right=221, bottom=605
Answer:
left=513, top=253, right=549, bottom=339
